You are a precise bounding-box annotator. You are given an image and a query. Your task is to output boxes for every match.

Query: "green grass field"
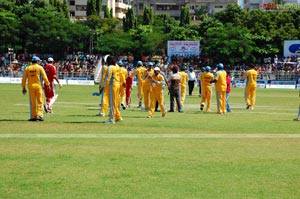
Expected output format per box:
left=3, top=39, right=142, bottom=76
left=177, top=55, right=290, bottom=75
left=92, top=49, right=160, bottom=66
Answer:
left=0, top=83, right=300, bottom=198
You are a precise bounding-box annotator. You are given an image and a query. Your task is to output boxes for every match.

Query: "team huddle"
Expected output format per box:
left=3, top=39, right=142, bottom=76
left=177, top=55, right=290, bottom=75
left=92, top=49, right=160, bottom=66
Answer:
left=21, top=55, right=260, bottom=123
left=96, top=55, right=259, bottom=124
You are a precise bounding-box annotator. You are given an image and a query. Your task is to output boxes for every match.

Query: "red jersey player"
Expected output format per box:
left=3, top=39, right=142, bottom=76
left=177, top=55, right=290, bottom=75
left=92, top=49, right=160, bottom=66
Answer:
left=43, top=57, right=62, bottom=113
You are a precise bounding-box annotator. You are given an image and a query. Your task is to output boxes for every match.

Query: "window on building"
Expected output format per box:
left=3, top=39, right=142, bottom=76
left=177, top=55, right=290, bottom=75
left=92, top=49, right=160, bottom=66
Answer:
left=139, top=3, right=143, bottom=10
left=215, top=5, right=223, bottom=8
left=76, top=5, right=87, bottom=11
left=69, top=1, right=75, bottom=6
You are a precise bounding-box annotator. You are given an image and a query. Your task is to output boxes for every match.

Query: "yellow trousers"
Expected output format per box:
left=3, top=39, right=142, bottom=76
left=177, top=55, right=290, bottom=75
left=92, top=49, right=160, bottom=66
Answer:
left=245, top=86, right=256, bottom=107
left=29, top=86, right=44, bottom=118
left=201, top=87, right=212, bottom=112
left=216, top=90, right=226, bottom=113
left=148, top=89, right=165, bottom=117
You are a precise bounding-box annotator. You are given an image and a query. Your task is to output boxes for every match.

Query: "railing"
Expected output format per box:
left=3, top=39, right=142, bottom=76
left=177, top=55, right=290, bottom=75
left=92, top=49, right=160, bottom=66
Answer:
left=1, top=70, right=299, bottom=82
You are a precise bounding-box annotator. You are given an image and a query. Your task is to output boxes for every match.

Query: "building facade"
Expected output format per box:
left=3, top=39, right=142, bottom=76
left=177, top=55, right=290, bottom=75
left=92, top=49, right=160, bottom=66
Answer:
left=67, top=0, right=131, bottom=20
left=67, top=0, right=300, bottom=21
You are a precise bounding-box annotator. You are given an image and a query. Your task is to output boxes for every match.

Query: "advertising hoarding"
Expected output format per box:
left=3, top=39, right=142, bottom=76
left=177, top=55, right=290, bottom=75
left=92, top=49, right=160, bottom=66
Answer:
left=167, top=41, right=200, bottom=57
left=284, top=40, right=300, bottom=57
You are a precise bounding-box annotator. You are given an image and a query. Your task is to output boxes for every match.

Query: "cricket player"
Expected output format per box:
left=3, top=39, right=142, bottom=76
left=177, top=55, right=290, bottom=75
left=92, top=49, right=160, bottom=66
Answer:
left=100, top=56, right=122, bottom=123
left=43, top=57, right=62, bottom=113
left=118, top=60, right=127, bottom=110
left=178, top=65, right=188, bottom=106
left=211, top=63, right=227, bottom=114
left=22, top=56, right=50, bottom=121
left=130, top=61, right=146, bottom=108
left=200, top=66, right=214, bottom=112
left=147, top=67, right=166, bottom=118
left=143, top=62, right=154, bottom=110
left=243, top=63, right=258, bottom=110
left=97, top=61, right=109, bottom=117
left=125, top=66, right=133, bottom=108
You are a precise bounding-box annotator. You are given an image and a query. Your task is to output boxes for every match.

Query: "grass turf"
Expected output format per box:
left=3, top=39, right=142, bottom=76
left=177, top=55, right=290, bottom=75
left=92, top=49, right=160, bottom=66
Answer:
left=0, top=84, right=299, bottom=198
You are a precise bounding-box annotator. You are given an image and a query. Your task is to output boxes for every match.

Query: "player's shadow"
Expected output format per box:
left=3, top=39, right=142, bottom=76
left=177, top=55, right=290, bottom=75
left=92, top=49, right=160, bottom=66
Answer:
left=0, top=119, right=26, bottom=122
left=64, top=121, right=101, bottom=124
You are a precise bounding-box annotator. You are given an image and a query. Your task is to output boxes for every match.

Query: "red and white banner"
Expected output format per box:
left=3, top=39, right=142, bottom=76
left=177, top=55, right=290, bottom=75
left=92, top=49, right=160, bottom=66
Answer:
left=167, top=41, right=200, bottom=57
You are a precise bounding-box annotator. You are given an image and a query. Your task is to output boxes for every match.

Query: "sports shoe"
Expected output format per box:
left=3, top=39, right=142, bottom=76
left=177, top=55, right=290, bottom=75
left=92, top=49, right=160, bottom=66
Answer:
left=28, top=118, right=37, bottom=121
left=121, top=103, right=126, bottom=110
left=43, top=104, right=48, bottom=113
left=137, top=102, right=142, bottom=108
left=104, top=119, right=115, bottom=124
left=168, top=110, right=174, bottom=112
left=293, top=118, right=300, bottom=121
left=162, top=112, right=166, bottom=117
left=200, top=104, right=204, bottom=111
left=246, top=104, right=251, bottom=109
left=36, top=116, right=44, bottom=121
left=96, top=113, right=105, bottom=117
left=146, top=115, right=152, bottom=118
left=115, top=118, right=123, bottom=122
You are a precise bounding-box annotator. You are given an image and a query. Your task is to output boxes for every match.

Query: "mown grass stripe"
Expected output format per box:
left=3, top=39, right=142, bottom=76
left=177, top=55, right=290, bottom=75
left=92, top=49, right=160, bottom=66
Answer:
left=0, top=134, right=300, bottom=138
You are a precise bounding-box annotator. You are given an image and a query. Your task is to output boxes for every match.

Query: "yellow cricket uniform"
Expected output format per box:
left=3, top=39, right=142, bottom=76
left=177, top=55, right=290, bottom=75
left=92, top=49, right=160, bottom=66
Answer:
left=130, top=66, right=146, bottom=105
left=99, top=65, right=109, bottom=116
left=148, top=73, right=165, bottom=117
left=200, top=72, right=214, bottom=112
left=143, top=69, right=154, bottom=109
left=178, top=71, right=188, bottom=105
left=243, top=68, right=258, bottom=108
left=105, top=64, right=122, bottom=121
left=215, top=70, right=227, bottom=113
left=119, top=66, right=127, bottom=105
left=22, top=63, right=50, bottom=119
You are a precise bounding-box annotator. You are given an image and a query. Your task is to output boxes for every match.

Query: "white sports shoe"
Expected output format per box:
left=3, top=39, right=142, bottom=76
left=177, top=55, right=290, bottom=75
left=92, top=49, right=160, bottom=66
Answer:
left=104, top=119, right=115, bottom=124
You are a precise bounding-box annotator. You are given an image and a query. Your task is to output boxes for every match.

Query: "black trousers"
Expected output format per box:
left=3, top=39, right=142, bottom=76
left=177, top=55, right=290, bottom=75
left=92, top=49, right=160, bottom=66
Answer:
left=169, top=89, right=182, bottom=112
left=188, top=80, right=195, bottom=95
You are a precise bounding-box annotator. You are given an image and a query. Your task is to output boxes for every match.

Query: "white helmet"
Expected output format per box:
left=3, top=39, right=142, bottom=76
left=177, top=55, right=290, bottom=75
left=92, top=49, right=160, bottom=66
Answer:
left=154, top=67, right=160, bottom=71
left=103, top=54, right=110, bottom=63
left=48, top=57, right=54, bottom=62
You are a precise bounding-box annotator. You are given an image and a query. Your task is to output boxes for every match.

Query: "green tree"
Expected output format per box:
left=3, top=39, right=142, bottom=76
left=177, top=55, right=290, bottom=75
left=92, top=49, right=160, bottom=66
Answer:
left=95, top=0, right=101, bottom=16
left=96, top=31, right=133, bottom=55
left=203, top=23, right=255, bottom=65
left=103, top=6, right=110, bottom=18
left=62, top=0, right=69, bottom=19
left=123, top=8, right=137, bottom=32
left=15, top=0, right=29, bottom=6
left=214, top=4, right=246, bottom=27
left=168, top=26, right=199, bottom=40
left=143, top=6, right=153, bottom=25
left=155, top=14, right=179, bottom=34
left=87, top=0, right=96, bottom=16
left=180, top=6, right=190, bottom=26
left=0, top=11, right=20, bottom=52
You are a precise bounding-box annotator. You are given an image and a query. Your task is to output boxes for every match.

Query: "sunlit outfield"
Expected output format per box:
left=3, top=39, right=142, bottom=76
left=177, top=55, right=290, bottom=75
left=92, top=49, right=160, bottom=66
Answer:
left=0, top=83, right=300, bottom=199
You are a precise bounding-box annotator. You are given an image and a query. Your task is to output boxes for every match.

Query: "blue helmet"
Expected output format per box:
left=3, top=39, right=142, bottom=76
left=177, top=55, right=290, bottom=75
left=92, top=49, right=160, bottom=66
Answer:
left=137, top=61, right=143, bottom=66
left=118, top=60, right=123, bottom=66
left=147, top=62, right=153, bottom=67
left=32, top=56, right=41, bottom=62
left=217, top=63, right=224, bottom=70
left=205, top=66, right=211, bottom=71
